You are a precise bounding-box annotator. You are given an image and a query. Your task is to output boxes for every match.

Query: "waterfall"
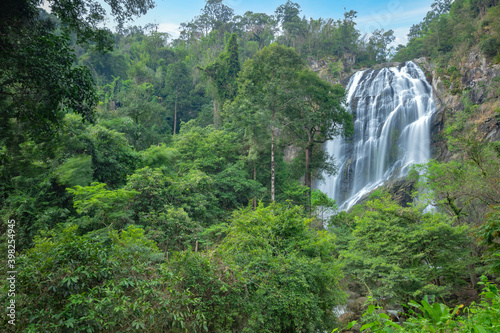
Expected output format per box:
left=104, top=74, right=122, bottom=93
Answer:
left=318, top=61, right=435, bottom=211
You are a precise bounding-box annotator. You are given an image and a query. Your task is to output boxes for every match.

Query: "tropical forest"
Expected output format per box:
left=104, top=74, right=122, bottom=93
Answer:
left=1, top=0, right=500, bottom=332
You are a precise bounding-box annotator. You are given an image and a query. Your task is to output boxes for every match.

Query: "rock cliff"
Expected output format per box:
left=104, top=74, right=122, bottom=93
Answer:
left=415, top=50, right=500, bottom=161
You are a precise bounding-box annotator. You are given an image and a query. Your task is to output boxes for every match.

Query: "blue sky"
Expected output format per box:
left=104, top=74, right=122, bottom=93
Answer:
left=42, top=0, right=436, bottom=45
left=138, top=0, right=435, bottom=45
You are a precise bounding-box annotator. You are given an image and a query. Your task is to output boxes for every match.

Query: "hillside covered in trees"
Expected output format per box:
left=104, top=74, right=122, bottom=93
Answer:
left=1, top=0, right=500, bottom=332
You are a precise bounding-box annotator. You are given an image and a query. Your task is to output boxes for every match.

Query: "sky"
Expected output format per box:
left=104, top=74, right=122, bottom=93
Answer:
left=42, top=0, right=436, bottom=46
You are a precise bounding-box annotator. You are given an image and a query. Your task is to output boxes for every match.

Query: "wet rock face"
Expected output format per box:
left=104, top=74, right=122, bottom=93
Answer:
left=416, top=49, right=500, bottom=161
left=429, top=109, right=449, bottom=161
left=352, top=176, right=416, bottom=208
left=346, top=296, right=369, bottom=315
left=338, top=312, right=357, bottom=326
left=385, top=177, right=416, bottom=207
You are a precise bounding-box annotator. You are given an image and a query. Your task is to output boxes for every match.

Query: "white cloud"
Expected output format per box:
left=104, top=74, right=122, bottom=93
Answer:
left=392, top=27, right=410, bottom=46
left=356, top=5, right=430, bottom=35
left=40, top=0, right=51, bottom=13
left=353, top=2, right=433, bottom=47
left=158, top=22, right=181, bottom=39
left=356, top=6, right=429, bottom=26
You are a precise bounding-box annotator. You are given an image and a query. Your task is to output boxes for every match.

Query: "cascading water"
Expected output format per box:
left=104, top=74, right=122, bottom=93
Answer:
left=318, top=61, right=435, bottom=211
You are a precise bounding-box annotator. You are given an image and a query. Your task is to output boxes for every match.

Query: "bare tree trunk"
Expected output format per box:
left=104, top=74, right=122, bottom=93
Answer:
left=213, top=99, right=220, bottom=129
left=253, top=161, right=257, bottom=209
left=173, top=90, right=178, bottom=134
left=305, top=145, right=311, bottom=188
left=271, top=127, right=275, bottom=202
left=305, top=145, right=312, bottom=213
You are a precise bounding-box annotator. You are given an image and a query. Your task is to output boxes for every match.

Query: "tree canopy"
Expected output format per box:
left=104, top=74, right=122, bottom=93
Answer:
left=1, top=0, right=500, bottom=331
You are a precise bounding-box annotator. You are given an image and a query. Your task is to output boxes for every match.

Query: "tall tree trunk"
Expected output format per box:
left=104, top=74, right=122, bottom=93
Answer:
left=271, top=127, right=275, bottom=202
left=253, top=161, right=257, bottom=209
left=305, top=145, right=311, bottom=188
left=305, top=144, right=312, bottom=214
left=213, top=99, right=220, bottom=129
left=271, top=108, right=276, bottom=202
left=173, top=90, right=178, bottom=135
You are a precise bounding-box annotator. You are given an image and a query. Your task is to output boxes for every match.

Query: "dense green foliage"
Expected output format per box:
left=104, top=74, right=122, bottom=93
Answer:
left=350, top=277, right=500, bottom=332
left=218, top=203, right=345, bottom=331
left=394, top=0, right=500, bottom=65
left=7, top=225, right=172, bottom=332
left=1, top=0, right=500, bottom=332
left=341, top=195, right=473, bottom=303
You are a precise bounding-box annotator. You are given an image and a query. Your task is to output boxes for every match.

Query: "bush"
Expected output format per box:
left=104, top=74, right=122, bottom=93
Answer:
left=218, top=202, right=346, bottom=331
left=348, top=276, right=500, bottom=333
left=341, top=195, right=473, bottom=304
left=0, top=225, right=196, bottom=332
left=481, top=37, right=499, bottom=58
